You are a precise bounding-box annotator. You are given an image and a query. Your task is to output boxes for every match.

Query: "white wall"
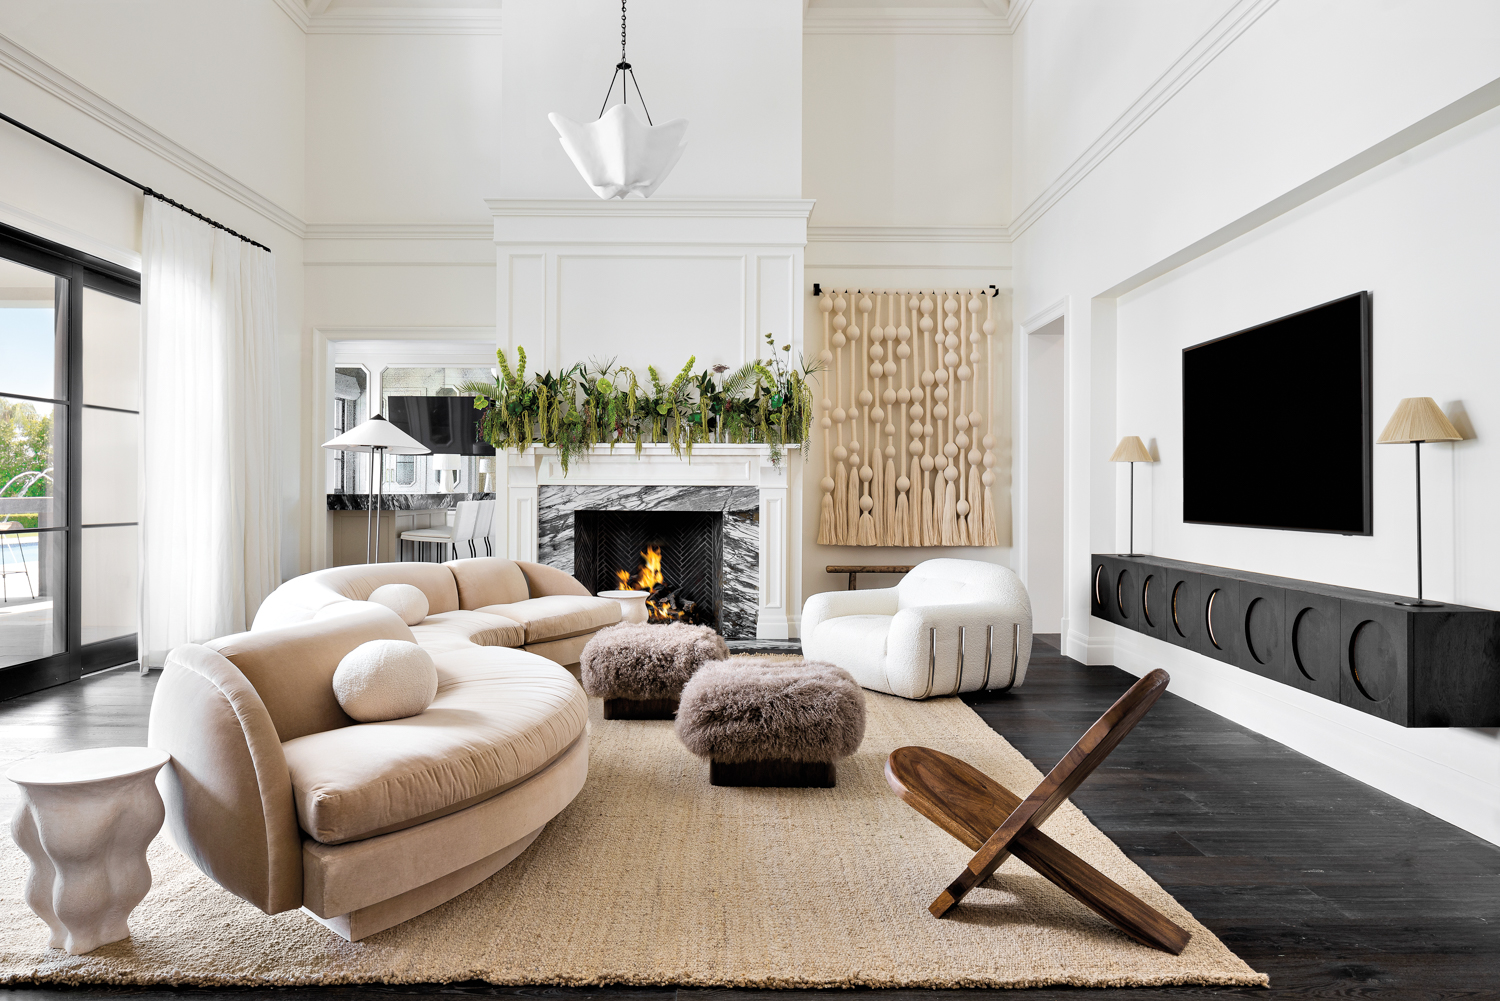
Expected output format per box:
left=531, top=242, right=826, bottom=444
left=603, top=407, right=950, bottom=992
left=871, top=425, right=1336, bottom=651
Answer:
left=800, top=12, right=1014, bottom=611
left=0, top=0, right=307, bottom=583
left=301, top=26, right=503, bottom=568
left=1010, top=0, right=1500, bottom=843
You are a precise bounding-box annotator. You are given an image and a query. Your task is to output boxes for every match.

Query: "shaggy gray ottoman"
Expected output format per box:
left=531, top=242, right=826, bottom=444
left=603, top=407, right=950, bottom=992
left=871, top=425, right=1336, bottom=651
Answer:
left=675, top=657, right=866, bottom=787
left=580, top=621, right=729, bottom=719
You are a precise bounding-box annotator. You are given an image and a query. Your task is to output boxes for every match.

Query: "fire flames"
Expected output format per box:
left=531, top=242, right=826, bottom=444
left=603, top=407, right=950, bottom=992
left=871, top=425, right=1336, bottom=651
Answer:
left=615, top=544, right=690, bottom=622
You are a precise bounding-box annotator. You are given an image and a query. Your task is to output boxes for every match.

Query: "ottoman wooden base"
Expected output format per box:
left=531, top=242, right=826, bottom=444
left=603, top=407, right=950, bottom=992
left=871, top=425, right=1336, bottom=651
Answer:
left=603, top=697, right=678, bottom=720
left=710, top=758, right=836, bottom=788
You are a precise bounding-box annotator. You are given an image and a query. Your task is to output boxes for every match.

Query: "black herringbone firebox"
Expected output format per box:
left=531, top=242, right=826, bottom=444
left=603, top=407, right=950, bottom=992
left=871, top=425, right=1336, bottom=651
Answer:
left=574, top=509, right=724, bottom=631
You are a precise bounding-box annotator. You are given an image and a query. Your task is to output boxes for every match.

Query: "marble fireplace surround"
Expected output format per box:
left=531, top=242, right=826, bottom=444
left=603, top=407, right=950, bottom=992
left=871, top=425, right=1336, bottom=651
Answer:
left=540, top=485, right=757, bottom=639
left=498, top=445, right=802, bottom=639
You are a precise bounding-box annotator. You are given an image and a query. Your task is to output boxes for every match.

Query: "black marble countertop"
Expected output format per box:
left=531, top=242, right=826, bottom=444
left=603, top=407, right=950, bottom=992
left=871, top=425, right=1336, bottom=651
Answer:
left=327, top=492, right=495, bottom=511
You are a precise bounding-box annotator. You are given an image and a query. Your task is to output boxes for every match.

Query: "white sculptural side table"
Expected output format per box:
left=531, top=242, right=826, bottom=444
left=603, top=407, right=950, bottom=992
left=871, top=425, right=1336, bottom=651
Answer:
left=7, top=747, right=170, bottom=955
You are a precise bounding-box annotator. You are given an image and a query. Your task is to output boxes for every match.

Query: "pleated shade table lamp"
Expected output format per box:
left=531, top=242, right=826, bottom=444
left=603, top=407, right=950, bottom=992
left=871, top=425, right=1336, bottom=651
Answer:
left=1377, top=397, right=1462, bottom=606
left=1110, top=435, right=1154, bottom=557
left=324, top=414, right=430, bottom=564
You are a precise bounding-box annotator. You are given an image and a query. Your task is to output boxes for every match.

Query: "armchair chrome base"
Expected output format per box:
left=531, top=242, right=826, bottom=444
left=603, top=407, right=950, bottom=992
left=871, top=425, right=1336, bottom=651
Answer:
left=920, top=622, right=1023, bottom=698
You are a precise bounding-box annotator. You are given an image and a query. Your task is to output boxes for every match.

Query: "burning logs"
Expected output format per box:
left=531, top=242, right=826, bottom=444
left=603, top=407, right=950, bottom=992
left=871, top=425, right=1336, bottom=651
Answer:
left=615, top=544, right=708, bottom=625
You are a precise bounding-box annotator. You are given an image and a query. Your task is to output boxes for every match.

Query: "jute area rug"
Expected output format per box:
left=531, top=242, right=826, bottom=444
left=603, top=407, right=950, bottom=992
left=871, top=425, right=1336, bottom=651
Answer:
left=0, top=688, right=1267, bottom=988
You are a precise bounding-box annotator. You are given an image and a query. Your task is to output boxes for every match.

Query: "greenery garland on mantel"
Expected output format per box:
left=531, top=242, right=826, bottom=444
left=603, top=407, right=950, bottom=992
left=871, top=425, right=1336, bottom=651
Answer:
left=459, top=333, right=818, bottom=474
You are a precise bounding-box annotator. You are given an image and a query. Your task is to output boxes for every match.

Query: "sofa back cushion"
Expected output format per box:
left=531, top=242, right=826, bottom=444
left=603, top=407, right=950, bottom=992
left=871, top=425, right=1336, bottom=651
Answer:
left=208, top=604, right=415, bottom=741
left=309, top=562, right=461, bottom=613
left=446, top=557, right=531, bottom=609
left=896, top=558, right=1019, bottom=609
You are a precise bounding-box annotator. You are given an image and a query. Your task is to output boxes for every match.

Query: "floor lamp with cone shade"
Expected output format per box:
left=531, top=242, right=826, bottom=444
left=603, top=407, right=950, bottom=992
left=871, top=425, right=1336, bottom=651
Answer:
left=323, top=414, right=430, bottom=563
left=1377, top=397, right=1462, bottom=607
left=1110, top=435, right=1154, bottom=557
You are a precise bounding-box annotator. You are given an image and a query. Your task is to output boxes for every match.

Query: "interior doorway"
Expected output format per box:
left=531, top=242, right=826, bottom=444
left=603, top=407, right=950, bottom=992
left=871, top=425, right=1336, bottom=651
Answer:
left=1024, top=318, right=1065, bottom=635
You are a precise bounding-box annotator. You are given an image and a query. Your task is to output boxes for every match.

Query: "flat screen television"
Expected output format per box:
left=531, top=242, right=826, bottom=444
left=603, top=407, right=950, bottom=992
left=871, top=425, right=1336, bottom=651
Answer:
left=1181, top=291, right=1371, bottom=535
left=386, top=396, right=495, bottom=456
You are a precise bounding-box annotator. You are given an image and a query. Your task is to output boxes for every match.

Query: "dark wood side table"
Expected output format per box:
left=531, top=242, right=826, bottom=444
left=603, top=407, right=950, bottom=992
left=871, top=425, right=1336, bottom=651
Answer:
left=826, top=565, right=915, bottom=591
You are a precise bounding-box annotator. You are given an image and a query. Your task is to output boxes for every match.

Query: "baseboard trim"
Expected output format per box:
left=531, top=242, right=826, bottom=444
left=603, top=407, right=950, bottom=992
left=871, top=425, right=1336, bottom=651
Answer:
left=1100, top=622, right=1500, bottom=846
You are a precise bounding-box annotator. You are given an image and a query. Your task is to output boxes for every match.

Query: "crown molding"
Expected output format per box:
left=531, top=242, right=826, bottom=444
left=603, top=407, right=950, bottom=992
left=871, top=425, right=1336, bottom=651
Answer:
left=304, top=222, right=493, bottom=240
left=1008, top=0, right=1280, bottom=241
left=1006, top=0, right=1036, bottom=31
left=808, top=225, right=1011, bottom=244
left=270, top=1, right=503, bottom=36
left=803, top=8, right=1011, bottom=36
left=270, top=0, right=311, bottom=32
left=0, top=33, right=306, bottom=240
left=485, top=198, right=817, bottom=219
left=306, top=9, right=504, bottom=35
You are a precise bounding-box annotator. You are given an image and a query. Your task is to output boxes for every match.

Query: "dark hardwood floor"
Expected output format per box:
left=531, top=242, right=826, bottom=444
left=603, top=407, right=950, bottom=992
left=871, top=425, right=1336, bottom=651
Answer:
left=2, top=637, right=1497, bottom=999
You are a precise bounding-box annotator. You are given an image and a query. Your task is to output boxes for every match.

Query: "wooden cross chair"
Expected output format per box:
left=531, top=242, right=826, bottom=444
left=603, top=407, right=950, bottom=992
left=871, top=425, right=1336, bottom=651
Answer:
left=885, top=667, right=1190, bottom=954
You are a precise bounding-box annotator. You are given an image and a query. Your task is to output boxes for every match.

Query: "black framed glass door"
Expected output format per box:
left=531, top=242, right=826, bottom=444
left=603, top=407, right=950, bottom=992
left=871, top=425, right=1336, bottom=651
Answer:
left=0, top=221, right=140, bottom=700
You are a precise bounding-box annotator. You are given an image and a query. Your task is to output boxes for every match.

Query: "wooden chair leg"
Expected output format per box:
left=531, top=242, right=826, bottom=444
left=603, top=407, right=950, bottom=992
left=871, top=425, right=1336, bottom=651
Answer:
left=886, top=669, right=1190, bottom=954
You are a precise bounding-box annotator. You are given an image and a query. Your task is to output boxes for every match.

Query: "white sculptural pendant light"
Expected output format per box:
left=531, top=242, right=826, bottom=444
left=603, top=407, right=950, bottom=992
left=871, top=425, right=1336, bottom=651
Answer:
left=549, top=0, right=688, bottom=200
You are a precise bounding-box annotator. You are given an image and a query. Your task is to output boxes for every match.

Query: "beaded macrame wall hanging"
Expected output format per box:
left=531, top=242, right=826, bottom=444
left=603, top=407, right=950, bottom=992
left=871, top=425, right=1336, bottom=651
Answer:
left=815, top=289, right=1001, bottom=548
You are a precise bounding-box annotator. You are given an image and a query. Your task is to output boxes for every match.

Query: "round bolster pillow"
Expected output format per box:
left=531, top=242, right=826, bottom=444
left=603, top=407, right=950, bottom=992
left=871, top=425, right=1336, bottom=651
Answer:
left=333, top=639, right=439, bottom=722
left=367, top=583, right=429, bottom=625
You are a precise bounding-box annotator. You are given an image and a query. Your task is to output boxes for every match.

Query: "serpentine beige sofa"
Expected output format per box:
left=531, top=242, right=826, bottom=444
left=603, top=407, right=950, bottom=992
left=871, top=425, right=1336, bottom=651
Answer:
left=148, top=558, right=620, bottom=941
left=252, top=557, right=620, bottom=667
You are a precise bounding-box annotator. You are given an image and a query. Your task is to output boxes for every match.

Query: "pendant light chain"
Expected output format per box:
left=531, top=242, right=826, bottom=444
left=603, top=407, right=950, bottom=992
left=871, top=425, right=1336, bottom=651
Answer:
left=595, top=0, right=655, bottom=126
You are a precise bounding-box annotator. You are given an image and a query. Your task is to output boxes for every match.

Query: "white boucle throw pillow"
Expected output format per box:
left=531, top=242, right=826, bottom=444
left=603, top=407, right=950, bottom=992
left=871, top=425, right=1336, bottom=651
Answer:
left=366, top=583, right=429, bottom=625
left=333, top=639, right=438, bottom=722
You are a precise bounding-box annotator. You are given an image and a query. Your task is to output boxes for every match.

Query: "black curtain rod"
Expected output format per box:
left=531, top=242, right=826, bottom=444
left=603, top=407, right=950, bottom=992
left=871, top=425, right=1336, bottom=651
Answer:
left=0, top=109, right=272, bottom=253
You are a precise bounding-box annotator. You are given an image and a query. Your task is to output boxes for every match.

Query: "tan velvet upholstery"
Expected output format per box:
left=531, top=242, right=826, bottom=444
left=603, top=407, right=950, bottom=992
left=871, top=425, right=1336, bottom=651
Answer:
left=148, top=644, right=304, bottom=914
left=208, top=604, right=413, bottom=742
left=253, top=562, right=463, bottom=628
left=446, top=557, right=531, bottom=609
left=300, top=732, right=588, bottom=919
left=251, top=559, right=615, bottom=669
left=409, top=609, right=525, bottom=652
left=281, top=652, right=586, bottom=844
left=156, top=558, right=606, bottom=939
left=306, top=827, right=544, bottom=941
left=517, top=560, right=592, bottom=598
left=522, top=633, right=593, bottom=669
left=479, top=595, right=620, bottom=643
left=158, top=556, right=616, bottom=937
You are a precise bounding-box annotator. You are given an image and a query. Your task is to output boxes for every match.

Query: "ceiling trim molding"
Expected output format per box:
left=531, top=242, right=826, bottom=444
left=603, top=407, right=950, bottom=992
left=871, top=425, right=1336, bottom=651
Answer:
left=485, top=198, right=817, bottom=219
left=270, top=0, right=311, bottom=32
left=307, top=10, right=503, bottom=35
left=803, top=9, right=1011, bottom=36
left=808, top=225, right=1011, bottom=244
left=0, top=34, right=306, bottom=240
left=305, top=223, right=494, bottom=240
left=1008, top=0, right=1280, bottom=241
left=317, top=325, right=497, bottom=341
left=1005, top=0, right=1036, bottom=31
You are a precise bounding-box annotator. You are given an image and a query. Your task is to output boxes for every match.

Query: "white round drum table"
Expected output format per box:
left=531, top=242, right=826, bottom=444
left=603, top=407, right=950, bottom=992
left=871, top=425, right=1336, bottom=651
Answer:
left=6, top=747, right=170, bottom=955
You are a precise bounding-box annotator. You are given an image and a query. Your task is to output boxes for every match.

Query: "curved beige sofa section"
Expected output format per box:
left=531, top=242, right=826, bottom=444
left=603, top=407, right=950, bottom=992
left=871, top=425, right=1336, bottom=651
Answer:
left=150, top=558, right=613, bottom=942
left=252, top=557, right=619, bottom=668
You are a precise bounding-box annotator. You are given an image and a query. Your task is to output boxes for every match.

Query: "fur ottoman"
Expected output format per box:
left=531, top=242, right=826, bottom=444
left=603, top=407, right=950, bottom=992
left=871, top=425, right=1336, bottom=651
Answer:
left=675, top=657, right=866, bottom=787
left=580, top=621, right=729, bottom=719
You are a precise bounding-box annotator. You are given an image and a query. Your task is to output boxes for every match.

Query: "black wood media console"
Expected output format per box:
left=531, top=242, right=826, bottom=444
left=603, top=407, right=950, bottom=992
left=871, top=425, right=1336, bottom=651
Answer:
left=1090, top=554, right=1500, bottom=727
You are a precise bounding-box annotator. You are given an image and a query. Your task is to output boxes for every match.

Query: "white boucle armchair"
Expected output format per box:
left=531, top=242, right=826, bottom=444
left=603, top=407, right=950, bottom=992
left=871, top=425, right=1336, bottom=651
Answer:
left=800, top=559, right=1032, bottom=699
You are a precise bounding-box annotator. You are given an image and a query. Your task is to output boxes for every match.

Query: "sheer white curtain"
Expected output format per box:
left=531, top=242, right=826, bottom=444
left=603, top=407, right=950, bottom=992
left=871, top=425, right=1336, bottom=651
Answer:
left=140, top=199, right=281, bottom=665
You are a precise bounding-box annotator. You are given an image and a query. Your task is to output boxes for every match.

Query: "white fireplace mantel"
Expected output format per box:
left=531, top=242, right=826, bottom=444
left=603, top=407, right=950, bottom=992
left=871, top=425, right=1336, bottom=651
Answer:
left=498, top=444, right=803, bottom=639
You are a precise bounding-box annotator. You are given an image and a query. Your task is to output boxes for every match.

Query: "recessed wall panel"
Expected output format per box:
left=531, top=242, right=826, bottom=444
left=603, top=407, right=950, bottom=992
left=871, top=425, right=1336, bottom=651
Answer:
left=556, top=255, right=744, bottom=376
